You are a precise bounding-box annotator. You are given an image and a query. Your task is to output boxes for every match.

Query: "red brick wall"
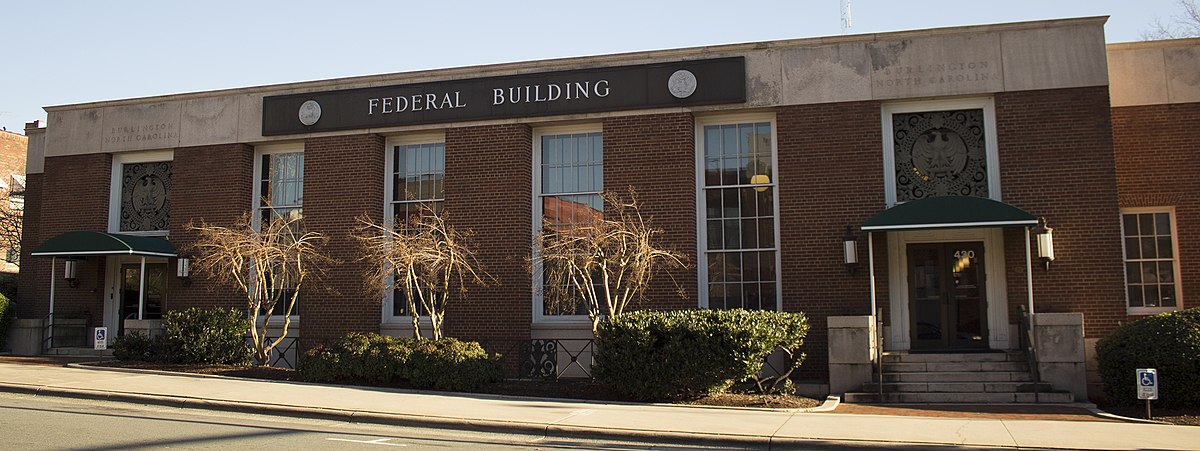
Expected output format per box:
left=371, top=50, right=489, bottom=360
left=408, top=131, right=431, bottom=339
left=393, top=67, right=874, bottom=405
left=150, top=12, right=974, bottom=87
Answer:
left=443, top=124, right=533, bottom=361
left=22, top=154, right=112, bottom=326
left=167, top=143, right=255, bottom=311
left=602, top=113, right=697, bottom=309
left=996, top=86, right=1126, bottom=337
left=1113, top=102, right=1200, bottom=314
left=776, top=101, right=887, bottom=380
left=0, top=131, right=27, bottom=184
left=301, top=134, right=385, bottom=347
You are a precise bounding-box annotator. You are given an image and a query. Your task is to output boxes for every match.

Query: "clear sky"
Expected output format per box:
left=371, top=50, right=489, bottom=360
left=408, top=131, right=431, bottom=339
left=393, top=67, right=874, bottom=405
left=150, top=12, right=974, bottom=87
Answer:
left=0, top=0, right=1192, bottom=134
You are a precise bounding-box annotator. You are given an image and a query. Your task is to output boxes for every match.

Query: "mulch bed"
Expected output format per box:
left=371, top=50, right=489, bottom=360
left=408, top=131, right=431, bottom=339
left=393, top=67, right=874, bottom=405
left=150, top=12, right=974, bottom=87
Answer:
left=1096, top=404, right=1200, bottom=427
left=89, top=361, right=822, bottom=409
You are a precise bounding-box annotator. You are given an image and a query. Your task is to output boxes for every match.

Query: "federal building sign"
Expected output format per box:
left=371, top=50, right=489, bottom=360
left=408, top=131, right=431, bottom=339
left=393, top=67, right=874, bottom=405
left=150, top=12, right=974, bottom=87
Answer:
left=261, top=57, right=745, bottom=135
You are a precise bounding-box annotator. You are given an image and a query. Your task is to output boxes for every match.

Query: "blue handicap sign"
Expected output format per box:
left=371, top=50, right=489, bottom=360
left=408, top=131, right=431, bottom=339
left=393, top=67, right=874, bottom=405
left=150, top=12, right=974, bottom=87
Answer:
left=1139, top=371, right=1156, bottom=387
left=96, top=329, right=106, bottom=341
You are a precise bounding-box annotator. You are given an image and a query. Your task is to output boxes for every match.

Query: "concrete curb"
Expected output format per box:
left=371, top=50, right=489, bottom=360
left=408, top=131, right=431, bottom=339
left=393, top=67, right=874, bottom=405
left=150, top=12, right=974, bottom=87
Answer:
left=1083, top=404, right=1175, bottom=425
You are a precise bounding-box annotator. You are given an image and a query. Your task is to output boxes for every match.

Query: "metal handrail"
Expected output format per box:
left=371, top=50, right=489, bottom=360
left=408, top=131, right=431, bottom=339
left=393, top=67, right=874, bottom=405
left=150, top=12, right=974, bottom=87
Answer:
left=1019, top=305, right=1041, bottom=384
left=40, top=313, right=53, bottom=353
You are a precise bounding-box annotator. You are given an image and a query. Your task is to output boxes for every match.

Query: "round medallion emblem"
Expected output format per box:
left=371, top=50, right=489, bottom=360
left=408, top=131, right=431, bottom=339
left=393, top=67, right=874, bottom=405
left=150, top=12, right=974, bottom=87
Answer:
left=298, top=100, right=322, bottom=126
left=668, top=70, right=697, bottom=99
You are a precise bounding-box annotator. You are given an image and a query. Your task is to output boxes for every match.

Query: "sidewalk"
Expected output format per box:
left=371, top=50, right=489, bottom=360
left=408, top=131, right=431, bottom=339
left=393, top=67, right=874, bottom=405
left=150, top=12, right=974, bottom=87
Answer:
left=0, top=362, right=1196, bottom=450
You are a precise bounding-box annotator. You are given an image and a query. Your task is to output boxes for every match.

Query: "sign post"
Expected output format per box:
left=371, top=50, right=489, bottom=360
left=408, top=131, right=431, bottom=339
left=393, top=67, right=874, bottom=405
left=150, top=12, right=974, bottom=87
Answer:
left=1136, top=368, right=1158, bottom=419
left=94, top=327, right=108, bottom=351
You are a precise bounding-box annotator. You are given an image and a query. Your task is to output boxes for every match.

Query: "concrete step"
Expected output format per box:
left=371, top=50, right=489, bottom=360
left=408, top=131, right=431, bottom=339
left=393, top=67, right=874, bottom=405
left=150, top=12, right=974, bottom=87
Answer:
left=43, top=347, right=113, bottom=357
left=882, top=351, right=1024, bottom=363
left=884, top=371, right=1033, bottom=383
left=842, top=391, right=1074, bottom=404
left=862, top=381, right=1055, bottom=393
left=885, top=361, right=1029, bottom=373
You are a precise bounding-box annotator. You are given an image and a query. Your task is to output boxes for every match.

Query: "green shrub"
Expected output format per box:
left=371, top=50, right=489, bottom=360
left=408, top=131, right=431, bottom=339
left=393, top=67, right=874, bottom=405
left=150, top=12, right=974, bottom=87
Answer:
left=593, top=309, right=809, bottom=401
left=298, top=332, right=503, bottom=391
left=113, top=332, right=163, bottom=362
left=0, top=292, right=13, bottom=351
left=1096, top=308, right=1200, bottom=407
left=162, top=307, right=251, bottom=365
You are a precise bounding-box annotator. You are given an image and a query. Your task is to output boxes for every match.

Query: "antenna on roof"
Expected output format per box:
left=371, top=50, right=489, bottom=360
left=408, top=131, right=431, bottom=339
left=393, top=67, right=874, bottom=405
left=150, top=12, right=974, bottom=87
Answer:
left=840, top=0, right=852, bottom=34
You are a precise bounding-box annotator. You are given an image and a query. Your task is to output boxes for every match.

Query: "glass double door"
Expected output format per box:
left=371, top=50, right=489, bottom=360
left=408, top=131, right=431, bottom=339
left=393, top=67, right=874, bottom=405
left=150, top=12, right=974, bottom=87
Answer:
left=908, top=242, right=987, bottom=350
left=118, top=263, right=166, bottom=335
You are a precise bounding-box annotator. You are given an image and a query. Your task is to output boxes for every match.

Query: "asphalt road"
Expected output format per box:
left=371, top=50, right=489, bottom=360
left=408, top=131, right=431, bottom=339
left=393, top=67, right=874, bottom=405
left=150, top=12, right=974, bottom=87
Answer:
left=0, top=392, right=720, bottom=450
left=0, top=392, right=1024, bottom=450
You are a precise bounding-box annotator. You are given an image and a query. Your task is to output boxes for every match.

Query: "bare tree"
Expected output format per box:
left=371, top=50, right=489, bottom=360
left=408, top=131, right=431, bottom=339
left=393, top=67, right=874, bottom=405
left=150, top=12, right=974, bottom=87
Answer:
left=0, top=187, right=21, bottom=266
left=355, top=208, right=489, bottom=339
left=535, top=189, right=688, bottom=335
left=189, top=214, right=330, bottom=365
left=1144, top=0, right=1200, bottom=40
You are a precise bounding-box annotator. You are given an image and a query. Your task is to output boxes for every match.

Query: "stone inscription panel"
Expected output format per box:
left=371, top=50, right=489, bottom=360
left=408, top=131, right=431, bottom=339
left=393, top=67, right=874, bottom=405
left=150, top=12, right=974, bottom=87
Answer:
left=100, top=102, right=183, bottom=152
left=869, top=35, right=1004, bottom=99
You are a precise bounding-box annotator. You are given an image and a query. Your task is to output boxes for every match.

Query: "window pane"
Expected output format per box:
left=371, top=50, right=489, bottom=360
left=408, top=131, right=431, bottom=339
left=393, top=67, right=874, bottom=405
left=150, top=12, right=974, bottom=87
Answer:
left=709, top=283, right=725, bottom=309
left=723, top=219, right=741, bottom=249
left=707, top=254, right=724, bottom=283
left=1128, top=285, right=1144, bottom=307
left=744, top=283, right=761, bottom=310
left=726, top=283, right=743, bottom=309
left=1139, top=214, right=1153, bottom=236
left=1144, top=285, right=1160, bottom=307
left=705, top=189, right=721, bottom=218
left=1125, top=238, right=1140, bottom=259
left=1161, top=285, right=1177, bottom=306
left=1158, top=237, right=1174, bottom=258
left=1155, top=213, right=1170, bottom=235
left=1126, top=262, right=1141, bottom=284
left=725, top=253, right=742, bottom=282
left=1141, top=237, right=1157, bottom=259
left=1122, top=214, right=1138, bottom=237
left=741, top=218, right=758, bottom=249
left=707, top=219, right=723, bottom=250
left=761, top=282, right=777, bottom=311
left=743, top=251, right=760, bottom=282
left=760, top=251, right=777, bottom=281
left=1158, top=261, right=1174, bottom=283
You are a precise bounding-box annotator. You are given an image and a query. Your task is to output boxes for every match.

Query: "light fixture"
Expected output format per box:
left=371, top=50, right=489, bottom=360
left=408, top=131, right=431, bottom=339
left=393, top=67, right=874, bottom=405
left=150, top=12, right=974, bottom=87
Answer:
left=750, top=174, right=771, bottom=192
left=64, top=259, right=79, bottom=288
left=177, top=257, right=192, bottom=286
left=843, top=226, right=859, bottom=275
left=1035, top=217, right=1055, bottom=271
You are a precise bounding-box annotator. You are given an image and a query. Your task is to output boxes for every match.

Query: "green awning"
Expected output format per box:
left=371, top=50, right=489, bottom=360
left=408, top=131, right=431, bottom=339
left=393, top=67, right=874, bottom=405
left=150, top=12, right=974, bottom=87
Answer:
left=31, top=231, right=178, bottom=258
left=862, top=196, right=1038, bottom=232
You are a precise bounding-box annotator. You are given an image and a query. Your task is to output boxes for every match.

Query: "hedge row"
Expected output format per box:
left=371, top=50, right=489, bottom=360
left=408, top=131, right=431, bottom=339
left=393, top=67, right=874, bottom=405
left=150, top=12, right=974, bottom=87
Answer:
left=1096, top=307, right=1200, bottom=407
left=299, top=333, right=504, bottom=391
left=113, top=307, right=251, bottom=365
left=594, top=309, right=809, bottom=400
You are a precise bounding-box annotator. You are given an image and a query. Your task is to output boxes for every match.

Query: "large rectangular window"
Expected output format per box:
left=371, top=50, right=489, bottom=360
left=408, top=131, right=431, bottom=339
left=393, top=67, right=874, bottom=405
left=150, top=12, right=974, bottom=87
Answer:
left=699, top=119, right=779, bottom=311
left=387, top=142, right=446, bottom=317
left=534, top=129, right=603, bottom=318
left=258, top=151, right=304, bottom=225
left=254, top=146, right=304, bottom=316
left=1121, top=209, right=1182, bottom=313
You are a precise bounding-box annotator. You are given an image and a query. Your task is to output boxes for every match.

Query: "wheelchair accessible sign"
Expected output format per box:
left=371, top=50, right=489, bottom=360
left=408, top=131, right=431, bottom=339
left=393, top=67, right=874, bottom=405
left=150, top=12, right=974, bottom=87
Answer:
left=1137, top=368, right=1158, bottom=400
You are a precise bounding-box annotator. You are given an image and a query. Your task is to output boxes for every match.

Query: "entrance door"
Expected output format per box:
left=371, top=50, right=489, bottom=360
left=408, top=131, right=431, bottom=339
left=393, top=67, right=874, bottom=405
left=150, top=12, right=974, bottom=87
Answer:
left=908, top=242, right=987, bottom=350
left=118, top=263, right=167, bottom=335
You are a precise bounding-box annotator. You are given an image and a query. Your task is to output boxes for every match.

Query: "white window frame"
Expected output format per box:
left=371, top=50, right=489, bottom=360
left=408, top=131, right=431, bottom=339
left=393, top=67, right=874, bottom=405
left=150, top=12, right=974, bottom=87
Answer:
left=108, top=149, right=174, bottom=236
left=382, top=131, right=446, bottom=324
left=1121, top=207, right=1184, bottom=315
left=252, top=142, right=304, bottom=320
left=694, top=113, right=782, bottom=311
left=881, top=98, right=1001, bottom=207
left=251, top=143, right=305, bottom=232
left=532, top=124, right=603, bottom=324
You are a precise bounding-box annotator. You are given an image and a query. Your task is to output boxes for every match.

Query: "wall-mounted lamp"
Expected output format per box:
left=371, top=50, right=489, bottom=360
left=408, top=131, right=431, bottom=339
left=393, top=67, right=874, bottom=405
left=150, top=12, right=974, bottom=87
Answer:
left=177, top=257, right=192, bottom=286
left=843, top=226, right=859, bottom=275
left=750, top=174, right=771, bottom=193
left=64, top=259, right=79, bottom=288
left=1035, top=217, right=1055, bottom=271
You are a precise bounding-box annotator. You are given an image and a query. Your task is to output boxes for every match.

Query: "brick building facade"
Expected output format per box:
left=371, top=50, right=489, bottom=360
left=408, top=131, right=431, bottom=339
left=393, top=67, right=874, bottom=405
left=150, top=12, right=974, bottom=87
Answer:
left=11, top=18, right=1198, bottom=399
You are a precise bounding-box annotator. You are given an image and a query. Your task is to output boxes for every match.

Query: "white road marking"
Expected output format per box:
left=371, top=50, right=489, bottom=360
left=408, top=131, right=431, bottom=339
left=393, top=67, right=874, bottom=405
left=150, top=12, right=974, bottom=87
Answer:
left=326, top=437, right=408, bottom=447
